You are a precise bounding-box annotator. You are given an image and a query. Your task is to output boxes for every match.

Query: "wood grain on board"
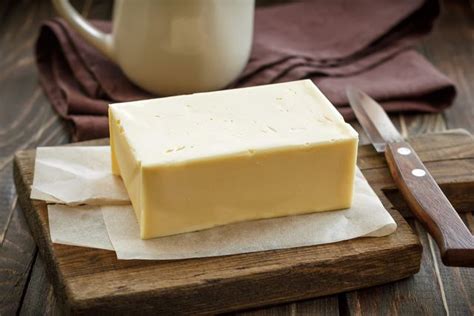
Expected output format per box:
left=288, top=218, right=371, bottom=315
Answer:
left=15, top=131, right=474, bottom=313
left=13, top=130, right=473, bottom=314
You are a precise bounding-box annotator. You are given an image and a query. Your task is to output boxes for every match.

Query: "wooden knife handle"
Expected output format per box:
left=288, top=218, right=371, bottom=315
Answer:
left=385, top=141, right=474, bottom=267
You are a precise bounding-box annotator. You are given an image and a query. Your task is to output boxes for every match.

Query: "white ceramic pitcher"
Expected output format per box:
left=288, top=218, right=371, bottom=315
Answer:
left=53, top=0, right=255, bottom=95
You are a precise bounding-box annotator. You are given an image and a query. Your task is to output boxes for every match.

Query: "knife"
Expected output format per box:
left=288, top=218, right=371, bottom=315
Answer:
left=346, top=87, right=474, bottom=267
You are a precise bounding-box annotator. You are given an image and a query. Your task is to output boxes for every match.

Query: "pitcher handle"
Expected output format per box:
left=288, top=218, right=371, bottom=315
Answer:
left=52, top=0, right=115, bottom=61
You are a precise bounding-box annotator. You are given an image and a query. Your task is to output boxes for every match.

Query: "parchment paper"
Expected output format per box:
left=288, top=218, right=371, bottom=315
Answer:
left=34, top=146, right=396, bottom=260
left=48, top=204, right=114, bottom=251
left=31, top=147, right=129, bottom=205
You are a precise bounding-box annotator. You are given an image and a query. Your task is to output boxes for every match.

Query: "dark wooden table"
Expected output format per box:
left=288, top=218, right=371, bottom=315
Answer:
left=0, top=0, right=473, bottom=314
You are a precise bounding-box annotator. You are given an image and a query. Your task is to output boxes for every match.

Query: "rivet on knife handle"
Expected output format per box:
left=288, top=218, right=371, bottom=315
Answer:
left=385, top=141, right=474, bottom=267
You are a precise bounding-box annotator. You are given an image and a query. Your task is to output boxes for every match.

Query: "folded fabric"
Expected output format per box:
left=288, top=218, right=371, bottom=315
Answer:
left=35, top=0, right=455, bottom=141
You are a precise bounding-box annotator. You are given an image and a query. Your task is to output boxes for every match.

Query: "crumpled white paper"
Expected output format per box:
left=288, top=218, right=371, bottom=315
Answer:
left=31, top=147, right=129, bottom=205
left=48, top=204, right=114, bottom=251
left=33, top=146, right=397, bottom=260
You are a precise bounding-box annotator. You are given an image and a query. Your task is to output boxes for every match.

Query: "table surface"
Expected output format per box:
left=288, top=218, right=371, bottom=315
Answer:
left=0, top=0, right=473, bottom=315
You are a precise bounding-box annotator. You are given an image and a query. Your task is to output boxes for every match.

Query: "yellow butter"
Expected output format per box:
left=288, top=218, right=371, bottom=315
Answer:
left=109, top=80, right=358, bottom=239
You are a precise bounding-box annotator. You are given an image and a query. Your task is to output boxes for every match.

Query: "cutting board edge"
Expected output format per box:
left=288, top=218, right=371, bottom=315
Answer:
left=66, top=244, right=421, bottom=315
left=13, top=157, right=72, bottom=314
left=13, top=147, right=422, bottom=315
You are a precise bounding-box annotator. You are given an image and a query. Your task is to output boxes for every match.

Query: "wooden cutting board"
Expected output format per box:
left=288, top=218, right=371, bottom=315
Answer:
left=13, top=130, right=474, bottom=315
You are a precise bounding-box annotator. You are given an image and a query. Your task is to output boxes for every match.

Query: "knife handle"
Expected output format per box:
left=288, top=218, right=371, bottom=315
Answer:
left=384, top=141, right=474, bottom=267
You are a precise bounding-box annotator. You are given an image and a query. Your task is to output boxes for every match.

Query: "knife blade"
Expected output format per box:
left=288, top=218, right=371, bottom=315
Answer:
left=346, top=87, right=403, bottom=152
left=346, top=87, right=474, bottom=267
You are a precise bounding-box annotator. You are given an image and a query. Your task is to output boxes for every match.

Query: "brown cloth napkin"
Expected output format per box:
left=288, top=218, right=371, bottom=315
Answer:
left=36, top=0, right=455, bottom=141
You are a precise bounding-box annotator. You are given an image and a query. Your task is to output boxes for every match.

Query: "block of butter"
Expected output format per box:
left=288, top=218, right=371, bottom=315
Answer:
left=109, top=80, right=358, bottom=239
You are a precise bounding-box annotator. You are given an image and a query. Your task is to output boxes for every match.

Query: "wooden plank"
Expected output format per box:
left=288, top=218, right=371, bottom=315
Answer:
left=336, top=128, right=474, bottom=314
left=418, top=0, right=474, bottom=133
left=13, top=134, right=428, bottom=314
left=399, top=113, right=446, bottom=137
left=0, top=203, right=37, bottom=315
left=346, top=0, right=474, bottom=314
left=357, top=129, right=474, bottom=170
left=293, top=297, right=340, bottom=315
left=420, top=3, right=474, bottom=310
left=0, top=0, right=70, bottom=314
left=235, top=296, right=339, bottom=316
left=399, top=3, right=474, bottom=310
left=344, top=220, right=448, bottom=315
left=234, top=304, right=295, bottom=316
left=18, top=255, right=61, bottom=316
left=425, top=214, right=474, bottom=315
left=344, top=22, right=474, bottom=309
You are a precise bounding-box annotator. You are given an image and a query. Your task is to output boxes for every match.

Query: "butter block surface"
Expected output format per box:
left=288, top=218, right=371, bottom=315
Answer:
left=109, top=80, right=358, bottom=239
